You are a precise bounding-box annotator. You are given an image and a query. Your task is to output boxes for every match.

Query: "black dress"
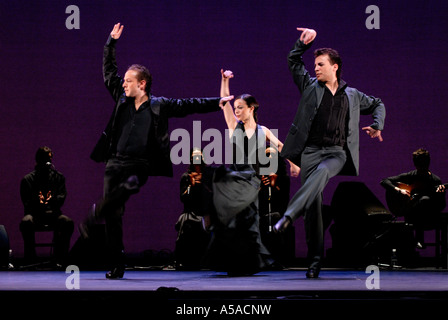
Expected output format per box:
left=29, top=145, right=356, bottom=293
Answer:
left=204, top=122, right=273, bottom=275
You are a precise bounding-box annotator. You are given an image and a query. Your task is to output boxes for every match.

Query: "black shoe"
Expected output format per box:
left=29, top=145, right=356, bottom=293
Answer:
left=106, top=265, right=125, bottom=279
left=274, top=216, right=292, bottom=233
left=306, top=264, right=321, bottom=279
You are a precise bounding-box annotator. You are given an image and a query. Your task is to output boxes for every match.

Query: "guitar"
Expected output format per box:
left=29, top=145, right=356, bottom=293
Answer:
left=385, top=182, right=447, bottom=216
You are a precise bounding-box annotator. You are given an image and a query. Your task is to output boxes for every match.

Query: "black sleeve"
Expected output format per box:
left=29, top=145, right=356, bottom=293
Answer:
left=160, top=97, right=222, bottom=119
left=103, top=36, right=124, bottom=102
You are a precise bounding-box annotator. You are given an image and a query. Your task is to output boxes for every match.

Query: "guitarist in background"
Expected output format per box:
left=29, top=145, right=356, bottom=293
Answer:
left=381, top=148, right=446, bottom=248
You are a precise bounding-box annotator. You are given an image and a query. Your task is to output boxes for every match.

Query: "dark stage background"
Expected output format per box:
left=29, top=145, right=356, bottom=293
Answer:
left=1, top=0, right=447, bottom=260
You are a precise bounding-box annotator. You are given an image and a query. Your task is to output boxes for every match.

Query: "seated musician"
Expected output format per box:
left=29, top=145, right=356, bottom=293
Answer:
left=380, top=148, right=446, bottom=248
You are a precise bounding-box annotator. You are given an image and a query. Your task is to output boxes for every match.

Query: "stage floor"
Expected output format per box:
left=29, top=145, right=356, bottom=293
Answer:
left=1, top=268, right=447, bottom=318
left=2, top=268, right=448, bottom=292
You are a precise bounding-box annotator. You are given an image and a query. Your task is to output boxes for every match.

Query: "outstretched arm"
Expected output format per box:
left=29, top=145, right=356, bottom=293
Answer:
left=220, top=69, right=238, bottom=135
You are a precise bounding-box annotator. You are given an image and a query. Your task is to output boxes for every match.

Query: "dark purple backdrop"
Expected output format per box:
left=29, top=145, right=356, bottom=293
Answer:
left=1, top=1, right=448, bottom=259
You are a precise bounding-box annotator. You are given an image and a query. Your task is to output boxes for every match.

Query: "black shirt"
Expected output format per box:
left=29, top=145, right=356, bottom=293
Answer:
left=307, top=80, right=348, bottom=147
left=115, top=100, right=152, bottom=158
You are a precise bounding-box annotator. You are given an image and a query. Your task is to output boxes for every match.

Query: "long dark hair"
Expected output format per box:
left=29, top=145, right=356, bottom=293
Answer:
left=235, top=94, right=259, bottom=123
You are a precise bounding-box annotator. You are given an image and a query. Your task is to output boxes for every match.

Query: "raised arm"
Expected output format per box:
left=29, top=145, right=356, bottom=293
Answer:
left=103, top=23, right=125, bottom=102
left=288, top=27, right=317, bottom=94
left=220, top=69, right=238, bottom=135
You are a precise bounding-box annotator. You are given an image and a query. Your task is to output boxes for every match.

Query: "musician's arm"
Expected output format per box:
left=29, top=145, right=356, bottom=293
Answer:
left=380, top=174, right=409, bottom=194
left=380, top=176, right=399, bottom=191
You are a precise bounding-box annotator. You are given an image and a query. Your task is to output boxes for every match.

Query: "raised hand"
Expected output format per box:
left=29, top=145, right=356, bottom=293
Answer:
left=297, top=27, right=317, bottom=45
left=111, top=23, right=124, bottom=39
left=221, top=69, right=234, bottom=79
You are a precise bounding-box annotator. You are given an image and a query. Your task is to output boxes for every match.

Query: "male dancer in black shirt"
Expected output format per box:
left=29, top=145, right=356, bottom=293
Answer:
left=275, top=27, right=386, bottom=278
left=81, top=23, right=233, bottom=279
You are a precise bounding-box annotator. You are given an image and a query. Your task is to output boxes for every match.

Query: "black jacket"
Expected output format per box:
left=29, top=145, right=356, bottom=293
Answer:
left=20, top=168, right=67, bottom=217
left=91, top=36, right=221, bottom=177
left=280, top=38, right=386, bottom=176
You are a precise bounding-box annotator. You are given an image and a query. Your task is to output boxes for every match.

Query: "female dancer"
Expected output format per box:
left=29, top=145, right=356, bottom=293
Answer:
left=203, top=70, right=299, bottom=276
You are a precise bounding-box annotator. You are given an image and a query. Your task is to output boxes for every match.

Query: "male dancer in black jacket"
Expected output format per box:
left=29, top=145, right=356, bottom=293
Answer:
left=81, top=23, right=232, bottom=279
left=275, top=27, right=386, bottom=278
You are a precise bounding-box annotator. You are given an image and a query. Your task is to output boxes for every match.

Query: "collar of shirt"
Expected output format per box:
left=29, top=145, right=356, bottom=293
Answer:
left=136, top=100, right=150, bottom=112
left=124, top=95, right=151, bottom=110
left=318, top=79, right=348, bottom=94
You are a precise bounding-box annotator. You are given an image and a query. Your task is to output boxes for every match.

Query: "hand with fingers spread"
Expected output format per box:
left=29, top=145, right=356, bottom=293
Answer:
left=297, top=27, right=317, bottom=45
left=111, top=22, right=124, bottom=39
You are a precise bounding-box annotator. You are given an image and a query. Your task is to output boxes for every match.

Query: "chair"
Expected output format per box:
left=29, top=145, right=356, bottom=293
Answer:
left=19, top=222, right=57, bottom=270
left=32, top=224, right=56, bottom=258
left=0, top=225, right=11, bottom=269
left=441, top=212, right=448, bottom=269
left=385, top=188, right=448, bottom=268
left=420, top=212, right=448, bottom=269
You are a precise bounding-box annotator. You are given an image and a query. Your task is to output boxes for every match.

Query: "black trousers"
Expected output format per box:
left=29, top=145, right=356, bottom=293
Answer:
left=20, top=214, right=74, bottom=262
left=405, top=195, right=440, bottom=243
left=96, top=156, right=150, bottom=264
